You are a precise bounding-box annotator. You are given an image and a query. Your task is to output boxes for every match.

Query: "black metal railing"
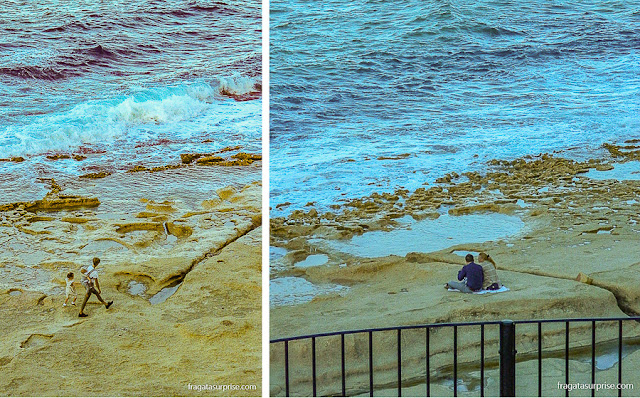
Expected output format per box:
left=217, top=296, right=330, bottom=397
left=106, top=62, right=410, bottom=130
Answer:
left=270, top=316, right=640, bottom=397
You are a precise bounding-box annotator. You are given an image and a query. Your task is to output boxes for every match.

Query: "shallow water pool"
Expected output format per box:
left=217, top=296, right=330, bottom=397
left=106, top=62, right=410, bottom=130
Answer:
left=294, top=254, right=329, bottom=268
left=270, top=276, right=347, bottom=307
left=327, top=213, right=524, bottom=258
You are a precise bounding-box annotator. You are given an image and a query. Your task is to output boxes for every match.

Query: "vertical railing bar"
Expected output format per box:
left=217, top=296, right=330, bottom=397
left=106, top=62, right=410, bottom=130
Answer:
left=480, top=324, right=485, bottom=397
left=618, top=320, right=623, bottom=398
left=565, top=321, right=569, bottom=398
left=369, top=331, right=374, bottom=397
left=453, top=325, right=458, bottom=397
left=312, top=337, right=317, bottom=397
left=499, top=320, right=516, bottom=397
left=514, top=322, right=518, bottom=397
left=426, top=327, right=430, bottom=397
left=398, top=329, right=402, bottom=397
left=285, top=340, right=290, bottom=397
left=538, top=322, right=542, bottom=397
left=341, top=333, right=346, bottom=397
left=591, top=321, right=596, bottom=397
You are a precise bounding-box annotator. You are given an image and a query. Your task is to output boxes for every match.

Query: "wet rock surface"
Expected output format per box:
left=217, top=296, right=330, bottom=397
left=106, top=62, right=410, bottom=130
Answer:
left=270, top=144, right=640, bottom=395
left=0, top=166, right=262, bottom=396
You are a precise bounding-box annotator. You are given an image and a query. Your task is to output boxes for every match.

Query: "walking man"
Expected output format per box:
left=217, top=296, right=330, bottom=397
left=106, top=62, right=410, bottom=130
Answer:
left=79, top=258, right=113, bottom=317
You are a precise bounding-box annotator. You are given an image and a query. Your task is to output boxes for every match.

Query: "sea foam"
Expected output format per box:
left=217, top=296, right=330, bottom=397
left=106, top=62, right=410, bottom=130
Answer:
left=110, top=94, right=210, bottom=125
left=217, top=75, right=259, bottom=95
left=0, top=79, right=260, bottom=158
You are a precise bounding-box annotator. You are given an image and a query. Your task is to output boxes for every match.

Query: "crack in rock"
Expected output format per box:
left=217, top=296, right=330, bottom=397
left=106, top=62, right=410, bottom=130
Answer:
left=152, top=217, right=262, bottom=297
left=498, top=266, right=639, bottom=317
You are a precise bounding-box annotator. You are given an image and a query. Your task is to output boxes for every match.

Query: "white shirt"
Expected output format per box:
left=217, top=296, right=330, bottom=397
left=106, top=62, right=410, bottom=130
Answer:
left=66, top=278, right=76, bottom=294
left=81, top=274, right=93, bottom=290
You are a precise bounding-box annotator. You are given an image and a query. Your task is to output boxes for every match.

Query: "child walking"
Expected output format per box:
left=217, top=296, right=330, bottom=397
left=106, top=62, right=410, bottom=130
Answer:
left=63, top=272, right=77, bottom=307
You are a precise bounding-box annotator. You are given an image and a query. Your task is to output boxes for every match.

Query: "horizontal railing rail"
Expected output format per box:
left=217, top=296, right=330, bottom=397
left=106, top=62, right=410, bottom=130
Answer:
left=270, top=316, right=640, bottom=397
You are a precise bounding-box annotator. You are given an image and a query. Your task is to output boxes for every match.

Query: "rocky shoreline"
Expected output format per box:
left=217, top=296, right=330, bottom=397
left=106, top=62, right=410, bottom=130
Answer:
left=270, top=143, right=640, bottom=396
left=0, top=158, right=262, bottom=396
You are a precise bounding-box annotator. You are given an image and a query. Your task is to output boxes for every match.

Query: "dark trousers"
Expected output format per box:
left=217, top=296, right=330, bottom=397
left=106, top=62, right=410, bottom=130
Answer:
left=80, top=288, right=106, bottom=313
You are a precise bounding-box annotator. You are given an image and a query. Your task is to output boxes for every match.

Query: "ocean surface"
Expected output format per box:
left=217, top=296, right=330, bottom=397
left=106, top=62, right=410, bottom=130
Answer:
left=0, top=0, right=261, bottom=203
left=270, top=0, right=640, bottom=214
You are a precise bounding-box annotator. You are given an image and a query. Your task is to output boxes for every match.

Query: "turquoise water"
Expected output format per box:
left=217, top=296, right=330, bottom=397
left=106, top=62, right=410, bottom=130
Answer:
left=584, top=161, right=640, bottom=180
left=270, top=0, right=640, bottom=214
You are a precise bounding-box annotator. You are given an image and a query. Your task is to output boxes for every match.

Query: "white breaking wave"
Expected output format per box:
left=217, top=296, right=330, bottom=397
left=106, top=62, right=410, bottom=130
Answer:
left=1, top=102, right=125, bottom=157
left=0, top=80, right=260, bottom=158
left=217, top=75, right=259, bottom=95
left=110, top=94, right=210, bottom=125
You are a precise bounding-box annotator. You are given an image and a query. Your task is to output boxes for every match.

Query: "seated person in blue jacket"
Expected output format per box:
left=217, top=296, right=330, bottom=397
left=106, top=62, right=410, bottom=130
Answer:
left=445, top=253, right=484, bottom=293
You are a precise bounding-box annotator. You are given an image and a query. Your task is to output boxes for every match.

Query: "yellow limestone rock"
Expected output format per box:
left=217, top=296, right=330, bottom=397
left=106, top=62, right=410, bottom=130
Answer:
left=575, top=272, right=593, bottom=284
left=217, top=186, right=237, bottom=201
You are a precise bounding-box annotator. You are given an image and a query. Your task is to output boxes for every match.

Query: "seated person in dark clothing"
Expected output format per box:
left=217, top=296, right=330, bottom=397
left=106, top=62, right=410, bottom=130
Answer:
left=445, top=254, right=484, bottom=293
